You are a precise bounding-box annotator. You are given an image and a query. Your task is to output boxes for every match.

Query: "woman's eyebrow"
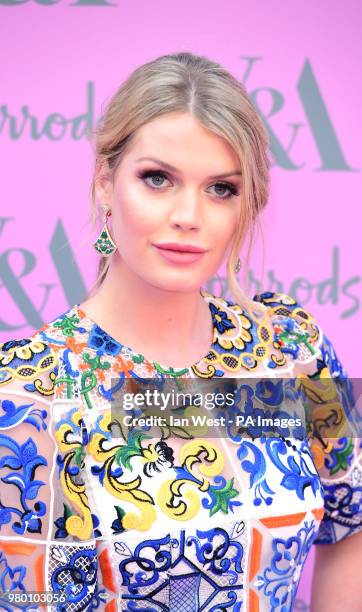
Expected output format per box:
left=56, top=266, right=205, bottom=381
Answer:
left=135, top=156, right=242, bottom=179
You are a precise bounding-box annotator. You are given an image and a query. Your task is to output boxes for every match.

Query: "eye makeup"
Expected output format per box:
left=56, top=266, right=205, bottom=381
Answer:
left=137, top=168, right=240, bottom=200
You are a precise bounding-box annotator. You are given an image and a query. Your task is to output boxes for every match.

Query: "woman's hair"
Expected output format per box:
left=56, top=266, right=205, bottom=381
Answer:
left=86, top=50, right=271, bottom=305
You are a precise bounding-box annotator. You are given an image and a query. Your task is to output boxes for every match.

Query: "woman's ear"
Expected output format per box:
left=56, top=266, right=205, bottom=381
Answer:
left=94, top=159, right=114, bottom=207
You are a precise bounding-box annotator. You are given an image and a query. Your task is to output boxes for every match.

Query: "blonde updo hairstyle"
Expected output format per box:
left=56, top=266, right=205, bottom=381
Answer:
left=87, top=51, right=271, bottom=306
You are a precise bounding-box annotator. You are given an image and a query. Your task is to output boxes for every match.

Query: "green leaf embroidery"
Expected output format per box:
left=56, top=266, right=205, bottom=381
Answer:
left=209, top=477, right=239, bottom=517
left=115, top=430, right=152, bottom=471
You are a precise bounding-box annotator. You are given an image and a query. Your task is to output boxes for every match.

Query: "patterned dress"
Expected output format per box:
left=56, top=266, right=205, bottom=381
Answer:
left=0, top=290, right=360, bottom=612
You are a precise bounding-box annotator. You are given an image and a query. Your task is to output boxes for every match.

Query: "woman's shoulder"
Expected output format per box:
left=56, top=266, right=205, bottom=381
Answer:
left=249, top=290, right=345, bottom=376
left=200, top=288, right=331, bottom=374
left=252, top=290, right=317, bottom=324
left=0, top=303, right=82, bottom=394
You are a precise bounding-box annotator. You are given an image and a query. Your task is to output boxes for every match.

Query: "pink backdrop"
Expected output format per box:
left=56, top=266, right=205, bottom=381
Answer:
left=1, top=1, right=361, bottom=607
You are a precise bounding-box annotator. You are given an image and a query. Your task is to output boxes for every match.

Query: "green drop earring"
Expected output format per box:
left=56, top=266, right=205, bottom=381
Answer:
left=93, top=206, right=117, bottom=257
left=234, top=257, right=241, bottom=273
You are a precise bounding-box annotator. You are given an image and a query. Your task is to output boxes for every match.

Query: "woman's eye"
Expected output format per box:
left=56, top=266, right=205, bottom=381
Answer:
left=139, top=171, right=238, bottom=199
left=140, top=170, right=170, bottom=188
left=210, top=182, right=239, bottom=199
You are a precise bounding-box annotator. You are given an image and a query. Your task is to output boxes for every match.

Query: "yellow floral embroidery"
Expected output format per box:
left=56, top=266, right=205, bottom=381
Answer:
left=55, top=410, right=93, bottom=540
left=0, top=338, right=57, bottom=392
left=88, top=412, right=157, bottom=531
left=157, top=440, right=224, bottom=521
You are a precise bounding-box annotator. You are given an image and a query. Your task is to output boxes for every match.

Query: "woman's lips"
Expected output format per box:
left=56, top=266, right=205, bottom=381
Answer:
left=152, top=245, right=206, bottom=264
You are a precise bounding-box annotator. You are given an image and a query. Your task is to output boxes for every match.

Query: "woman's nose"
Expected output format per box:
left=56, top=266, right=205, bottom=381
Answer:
left=169, top=188, right=203, bottom=230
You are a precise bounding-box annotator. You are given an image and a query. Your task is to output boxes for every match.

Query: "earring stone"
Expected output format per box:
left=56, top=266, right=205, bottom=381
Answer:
left=93, top=208, right=117, bottom=256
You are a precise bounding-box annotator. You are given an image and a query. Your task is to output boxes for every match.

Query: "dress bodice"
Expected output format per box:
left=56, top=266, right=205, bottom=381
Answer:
left=0, top=290, right=360, bottom=611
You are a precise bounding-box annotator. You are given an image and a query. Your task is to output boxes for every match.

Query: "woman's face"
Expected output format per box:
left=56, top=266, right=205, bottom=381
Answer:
left=96, top=111, right=243, bottom=293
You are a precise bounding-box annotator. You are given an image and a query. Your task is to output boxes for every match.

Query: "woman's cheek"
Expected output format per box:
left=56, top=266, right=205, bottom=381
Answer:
left=114, top=211, right=161, bottom=257
left=113, top=200, right=143, bottom=234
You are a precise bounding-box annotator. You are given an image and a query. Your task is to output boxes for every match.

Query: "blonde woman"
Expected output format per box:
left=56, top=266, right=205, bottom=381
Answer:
left=0, top=51, right=360, bottom=611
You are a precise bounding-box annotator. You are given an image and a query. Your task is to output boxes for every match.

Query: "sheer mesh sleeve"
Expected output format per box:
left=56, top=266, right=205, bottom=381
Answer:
left=0, top=336, right=57, bottom=607
left=300, top=330, right=362, bottom=544
left=0, top=336, right=114, bottom=609
left=254, top=292, right=362, bottom=544
left=253, top=291, right=362, bottom=545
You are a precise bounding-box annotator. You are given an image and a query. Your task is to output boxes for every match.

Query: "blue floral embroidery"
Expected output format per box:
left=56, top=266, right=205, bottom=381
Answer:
left=0, top=435, right=47, bottom=534
left=118, top=525, right=244, bottom=609
left=0, top=550, right=32, bottom=611
left=0, top=399, right=47, bottom=432
left=264, top=438, right=321, bottom=501
left=88, top=324, right=122, bottom=357
left=210, top=301, right=236, bottom=335
left=255, top=520, right=317, bottom=611
left=237, top=440, right=275, bottom=506
left=219, top=380, right=306, bottom=442
left=50, top=546, right=106, bottom=610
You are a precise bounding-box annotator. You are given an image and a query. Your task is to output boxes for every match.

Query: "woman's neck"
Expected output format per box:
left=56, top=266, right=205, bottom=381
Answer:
left=79, top=257, right=214, bottom=367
